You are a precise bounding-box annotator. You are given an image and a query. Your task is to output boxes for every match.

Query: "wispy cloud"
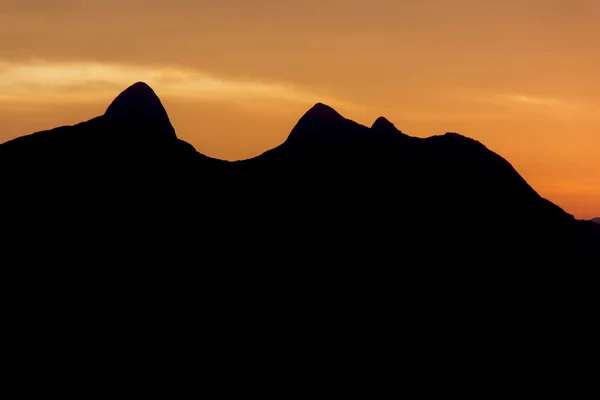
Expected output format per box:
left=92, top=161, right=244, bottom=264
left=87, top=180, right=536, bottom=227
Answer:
left=0, top=60, right=350, bottom=107
left=471, top=90, right=587, bottom=110
left=457, top=89, right=600, bottom=120
left=507, top=94, right=571, bottom=107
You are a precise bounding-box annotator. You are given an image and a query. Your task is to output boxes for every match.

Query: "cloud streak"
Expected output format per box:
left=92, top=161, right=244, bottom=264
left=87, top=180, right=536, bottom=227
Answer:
left=463, top=89, right=596, bottom=115
left=0, top=60, right=347, bottom=106
left=508, top=94, right=570, bottom=107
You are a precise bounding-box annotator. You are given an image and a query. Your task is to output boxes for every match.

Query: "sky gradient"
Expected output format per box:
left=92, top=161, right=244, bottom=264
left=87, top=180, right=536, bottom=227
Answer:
left=1, top=0, right=599, bottom=218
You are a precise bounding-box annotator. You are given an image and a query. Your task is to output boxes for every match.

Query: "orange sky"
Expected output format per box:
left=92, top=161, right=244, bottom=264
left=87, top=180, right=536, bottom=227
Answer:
left=1, top=0, right=599, bottom=219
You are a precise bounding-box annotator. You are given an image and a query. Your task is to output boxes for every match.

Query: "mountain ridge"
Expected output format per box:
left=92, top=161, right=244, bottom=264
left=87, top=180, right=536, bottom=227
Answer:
left=2, top=80, right=599, bottom=351
left=0, top=81, right=598, bottom=266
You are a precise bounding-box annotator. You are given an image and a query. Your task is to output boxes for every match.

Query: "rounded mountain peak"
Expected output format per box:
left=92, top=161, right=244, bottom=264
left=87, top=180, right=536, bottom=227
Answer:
left=104, top=82, right=176, bottom=139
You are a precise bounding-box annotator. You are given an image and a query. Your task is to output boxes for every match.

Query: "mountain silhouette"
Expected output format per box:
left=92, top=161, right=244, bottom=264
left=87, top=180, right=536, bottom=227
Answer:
left=283, top=102, right=369, bottom=146
left=371, top=116, right=404, bottom=134
left=593, top=218, right=600, bottom=224
left=104, top=81, right=177, bottom=139
left=1, top=82, right=598, bottom=272
left=3, top=81, right=599, bottom=371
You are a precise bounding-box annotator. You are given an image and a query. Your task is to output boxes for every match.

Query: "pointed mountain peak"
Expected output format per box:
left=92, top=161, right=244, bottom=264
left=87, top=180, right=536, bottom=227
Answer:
left=371, top=116, right=407, bottom=137
left=104, top=82, right=176, bottom=139
left=284, top=102, right=354, bottom=145
left=371, top=116, right=397, bottom=131
left=302, top=102, right=344, bottom=121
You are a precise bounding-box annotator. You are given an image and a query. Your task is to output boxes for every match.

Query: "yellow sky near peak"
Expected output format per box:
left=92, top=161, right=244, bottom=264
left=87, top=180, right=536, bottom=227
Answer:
left=0, top=0, right=599, bottom=219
